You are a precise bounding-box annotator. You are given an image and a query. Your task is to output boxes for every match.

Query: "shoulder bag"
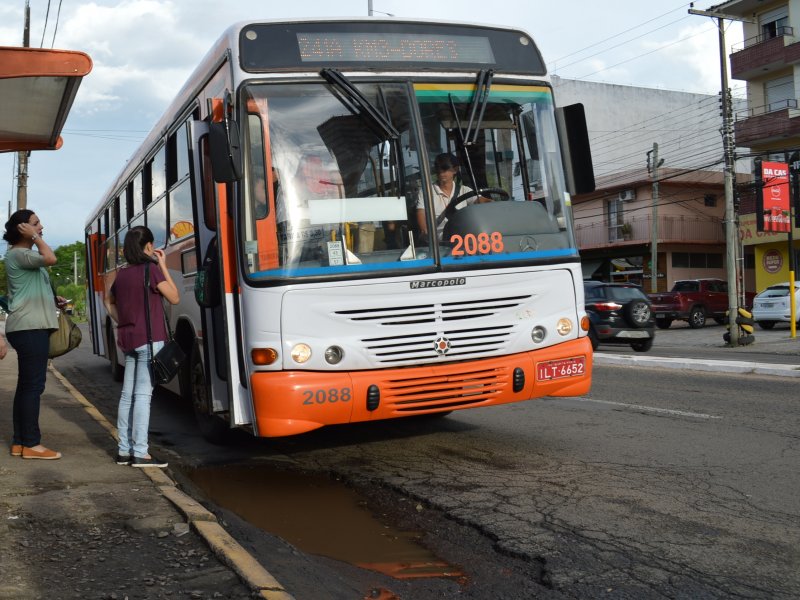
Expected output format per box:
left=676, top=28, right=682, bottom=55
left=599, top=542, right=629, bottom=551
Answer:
left=144, top=264, right=185, bottom=385
left=49, top=293, right=82, bottom=359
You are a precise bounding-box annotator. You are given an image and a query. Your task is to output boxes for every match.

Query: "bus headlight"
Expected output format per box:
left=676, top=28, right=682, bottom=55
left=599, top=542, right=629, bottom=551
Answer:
left=291, top=343, right=312, bottom=363
left=531, top=326, right=546, bottom=343
left=324, top=346, right=344, bottom=365
left=556, top=318, right=573, bottom=336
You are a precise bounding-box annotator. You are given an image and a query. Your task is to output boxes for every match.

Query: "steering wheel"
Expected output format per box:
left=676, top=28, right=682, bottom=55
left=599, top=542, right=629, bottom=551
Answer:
left=442, top=187, right=510, bottom=219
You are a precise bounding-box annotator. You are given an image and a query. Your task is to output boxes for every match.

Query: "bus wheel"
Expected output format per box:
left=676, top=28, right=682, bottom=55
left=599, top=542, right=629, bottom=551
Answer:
left=107, top=327, right=124, bottom=382
left=188, top=343, right=230, bottom=444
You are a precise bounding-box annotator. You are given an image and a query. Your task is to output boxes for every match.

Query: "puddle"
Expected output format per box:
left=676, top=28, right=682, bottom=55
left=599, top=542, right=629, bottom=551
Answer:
left=185, top=464, right=461, bottom=579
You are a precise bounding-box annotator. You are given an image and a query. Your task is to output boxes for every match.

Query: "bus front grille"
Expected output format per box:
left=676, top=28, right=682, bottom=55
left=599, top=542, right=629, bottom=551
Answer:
left=335, top=295, right=531, bottom=327
left=382, top=366, right=509, bottom=413
left=362, top=325, right=514, bottom=364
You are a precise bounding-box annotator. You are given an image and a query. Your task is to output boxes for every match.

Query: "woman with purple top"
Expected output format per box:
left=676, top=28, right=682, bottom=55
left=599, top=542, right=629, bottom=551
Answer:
left=104, top=226, right=179, bottom=468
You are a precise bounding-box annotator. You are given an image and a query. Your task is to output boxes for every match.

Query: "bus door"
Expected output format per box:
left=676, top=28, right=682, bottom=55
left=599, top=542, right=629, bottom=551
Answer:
left=190, top=118, right=254, bottom=428
left=85, top=230, right=105, bottom=355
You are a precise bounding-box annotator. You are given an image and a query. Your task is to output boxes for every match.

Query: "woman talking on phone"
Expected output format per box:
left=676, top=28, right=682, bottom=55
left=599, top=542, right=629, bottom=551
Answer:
left=3, top=209, right=64, bottom=460
left=104, top=226, right=179, bottom=468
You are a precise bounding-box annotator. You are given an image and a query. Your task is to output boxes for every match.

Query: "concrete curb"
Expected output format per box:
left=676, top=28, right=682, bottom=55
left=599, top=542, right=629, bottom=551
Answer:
left=48, top=363, right=295, bottom=600
left=593, top=354, right=800, bottom=377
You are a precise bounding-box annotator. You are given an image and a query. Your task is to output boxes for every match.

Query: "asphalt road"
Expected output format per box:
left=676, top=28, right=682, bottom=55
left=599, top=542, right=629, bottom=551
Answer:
left=49, top=325, right=800, bottom=599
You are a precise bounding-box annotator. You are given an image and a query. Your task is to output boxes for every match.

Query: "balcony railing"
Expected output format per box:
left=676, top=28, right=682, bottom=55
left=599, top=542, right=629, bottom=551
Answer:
left=732, top=27, right=794, bottom=53
left=575, top=215, right=724, bottom=248
left=736, top=98, right=798, bottom=120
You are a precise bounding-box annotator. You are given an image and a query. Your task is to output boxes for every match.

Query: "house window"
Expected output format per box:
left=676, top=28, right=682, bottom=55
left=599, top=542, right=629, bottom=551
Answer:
left=607, top=197, right=624, bottom=241
left=671, top=252, right=723, bottom=268
left=765, top=74, right=795, bottom=112
left=760, top=7, right=789, bottom=39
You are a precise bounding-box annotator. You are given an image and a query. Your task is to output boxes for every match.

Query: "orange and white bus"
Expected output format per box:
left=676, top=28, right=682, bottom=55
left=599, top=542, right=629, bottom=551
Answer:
left=85, top=18, right=595, bottom=440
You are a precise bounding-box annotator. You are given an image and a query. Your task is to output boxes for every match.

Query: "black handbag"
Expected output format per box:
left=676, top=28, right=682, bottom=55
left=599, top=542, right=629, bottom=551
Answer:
left=144, top=264, right=185, bottom=385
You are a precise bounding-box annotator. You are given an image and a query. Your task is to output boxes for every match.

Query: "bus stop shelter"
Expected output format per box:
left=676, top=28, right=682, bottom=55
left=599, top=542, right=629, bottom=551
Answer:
left=0, top=46, right=92, bottom=152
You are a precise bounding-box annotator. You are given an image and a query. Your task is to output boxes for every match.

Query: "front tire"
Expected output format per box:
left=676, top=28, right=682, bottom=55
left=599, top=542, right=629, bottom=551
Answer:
left=588, top=327, right=599, bottom=350
left=188, top=343, right=230, bottom=444
left=757, top=321, right=776, bottom=330
left=631, top=338, right=654, bottom=352
left=688, top=306, right=706, bottom=329
left=655, top=318, right=672, bottom=329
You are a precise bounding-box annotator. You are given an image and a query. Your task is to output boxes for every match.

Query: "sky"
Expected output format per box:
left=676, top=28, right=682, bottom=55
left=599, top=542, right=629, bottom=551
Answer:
left=0, top=0, right=744, bottom=250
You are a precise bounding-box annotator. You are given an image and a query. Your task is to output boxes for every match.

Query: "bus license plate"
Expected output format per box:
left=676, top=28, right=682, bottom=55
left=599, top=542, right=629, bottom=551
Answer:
left=536, top=356, right=586, bottom=381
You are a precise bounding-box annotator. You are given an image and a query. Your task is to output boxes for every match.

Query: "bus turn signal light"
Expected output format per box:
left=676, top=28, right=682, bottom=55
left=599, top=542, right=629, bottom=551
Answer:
left=580, top=315, right=590, bottom=331
left=252, top=347, right=279, bottom=365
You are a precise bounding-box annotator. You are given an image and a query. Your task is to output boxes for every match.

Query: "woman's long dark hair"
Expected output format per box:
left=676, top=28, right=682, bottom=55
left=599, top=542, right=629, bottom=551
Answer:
left=123, top=226, right=155, bottom=265
left=3, top=209, right=35, bottom=244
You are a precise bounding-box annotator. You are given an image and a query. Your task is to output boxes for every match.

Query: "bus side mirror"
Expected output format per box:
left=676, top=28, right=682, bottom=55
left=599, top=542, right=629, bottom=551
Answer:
left=556, top=103, right=595, bottom=195
left=209, top=119, right=243, bottom=183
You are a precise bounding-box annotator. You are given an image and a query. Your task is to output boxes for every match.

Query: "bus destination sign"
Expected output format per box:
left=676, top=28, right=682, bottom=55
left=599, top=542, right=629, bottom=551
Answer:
left=296, top=32, right=495, bottom=64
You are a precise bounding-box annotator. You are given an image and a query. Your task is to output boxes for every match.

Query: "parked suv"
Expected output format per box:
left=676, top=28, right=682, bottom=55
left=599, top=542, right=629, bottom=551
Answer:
left=751, top=282, right=800, bottom=329
left=584, top=281, right=655, bottom=352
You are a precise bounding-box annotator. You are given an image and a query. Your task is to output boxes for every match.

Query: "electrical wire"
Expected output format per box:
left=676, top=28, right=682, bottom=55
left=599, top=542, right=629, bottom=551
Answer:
left=39, top=0, right=52, bottom=48
left=552, top=2, right=691, bottom=63
left=50, top=0, right=63, bottom=48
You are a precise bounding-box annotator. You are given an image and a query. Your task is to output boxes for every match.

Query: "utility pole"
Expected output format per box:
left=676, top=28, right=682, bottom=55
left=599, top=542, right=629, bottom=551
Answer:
left=689, top=7, right=753, bottom=346
left=73, top=250, right=78, bottom=285
left=368, top=0, right=373, bottom=16
left=16, top=1, right=31, bottom=211
left=647, top=143, right=664, bottom=293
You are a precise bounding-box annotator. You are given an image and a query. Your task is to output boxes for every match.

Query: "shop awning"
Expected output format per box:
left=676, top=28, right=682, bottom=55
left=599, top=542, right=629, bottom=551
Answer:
left=611, top=258, right=638, bottom=270
left=0, top=46, right=92, bottom=152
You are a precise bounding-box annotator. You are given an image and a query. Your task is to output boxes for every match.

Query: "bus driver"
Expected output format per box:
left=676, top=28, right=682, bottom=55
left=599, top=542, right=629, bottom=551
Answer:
left=416, top=153, right=489, bottom=241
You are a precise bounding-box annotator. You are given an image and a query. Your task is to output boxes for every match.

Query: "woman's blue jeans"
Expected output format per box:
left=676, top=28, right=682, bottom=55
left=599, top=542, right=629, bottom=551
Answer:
left=6, top=329, right=50, bottom=448
left=117, top=341, right=163, bottom=459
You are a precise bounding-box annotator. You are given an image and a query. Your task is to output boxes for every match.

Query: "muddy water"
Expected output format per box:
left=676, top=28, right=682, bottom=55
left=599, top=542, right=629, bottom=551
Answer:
left=186, top=464, right=461, bottom=579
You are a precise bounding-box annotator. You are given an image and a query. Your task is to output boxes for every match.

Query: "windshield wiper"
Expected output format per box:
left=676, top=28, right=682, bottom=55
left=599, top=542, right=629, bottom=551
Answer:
left=447, top=69, right=494, bottom=193
left=320, top=68, right=399, bottom=141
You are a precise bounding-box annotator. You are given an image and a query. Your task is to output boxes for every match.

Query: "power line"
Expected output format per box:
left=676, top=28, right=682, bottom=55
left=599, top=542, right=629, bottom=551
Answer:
left=552, top=3, right=691, bottom=63
left=50, top=0, right=63, bottom=48
left=39, top=0, right=51, bottom=48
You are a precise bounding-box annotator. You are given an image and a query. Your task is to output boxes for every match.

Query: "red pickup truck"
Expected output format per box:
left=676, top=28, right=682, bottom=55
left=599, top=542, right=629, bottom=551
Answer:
left=648, top=278, right=752, bottom=329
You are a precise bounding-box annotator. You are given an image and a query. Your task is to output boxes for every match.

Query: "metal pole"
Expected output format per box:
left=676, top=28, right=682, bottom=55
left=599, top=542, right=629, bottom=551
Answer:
left=717, top=17, right=740, bottom=346
left=368, top=0, right=373, bottom=16
left=650, top=143, right=661, bottom=293
left=789, top=155, right=798, bottom=339
left=74, top=250, right=78, bottom=285
left=16, top=1, right=31, bottom=211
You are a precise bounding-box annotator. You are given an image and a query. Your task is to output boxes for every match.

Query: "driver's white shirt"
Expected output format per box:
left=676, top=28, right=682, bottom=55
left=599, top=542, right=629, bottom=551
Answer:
left=416, top=181, right=476, bottom=235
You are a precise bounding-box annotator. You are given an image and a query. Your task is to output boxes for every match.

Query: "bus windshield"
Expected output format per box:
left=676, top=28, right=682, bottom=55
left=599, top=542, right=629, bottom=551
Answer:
left=240, top=79, right=576, bottom=280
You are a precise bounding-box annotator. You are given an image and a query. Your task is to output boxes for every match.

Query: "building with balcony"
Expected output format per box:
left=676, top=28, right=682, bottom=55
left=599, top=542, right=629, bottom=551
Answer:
left=712, top=0, right=800, bottom=292
left=572, top=168, right=752, bottom=292
left=554, top=76, right=753, bottom=291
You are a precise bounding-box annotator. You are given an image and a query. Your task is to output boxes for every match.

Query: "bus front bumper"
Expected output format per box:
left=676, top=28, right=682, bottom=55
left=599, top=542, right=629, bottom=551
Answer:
left=250, top=337, right=593, bottom=437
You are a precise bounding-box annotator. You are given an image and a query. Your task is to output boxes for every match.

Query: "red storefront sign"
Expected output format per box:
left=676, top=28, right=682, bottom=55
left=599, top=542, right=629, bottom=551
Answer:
left=760, top=161, right=791, bottom=232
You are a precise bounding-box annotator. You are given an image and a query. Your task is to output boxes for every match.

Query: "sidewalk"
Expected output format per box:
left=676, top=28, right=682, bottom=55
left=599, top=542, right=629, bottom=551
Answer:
left=593, top=322, right=800, bottom=377
left=0, top=348, right=293, bottom=600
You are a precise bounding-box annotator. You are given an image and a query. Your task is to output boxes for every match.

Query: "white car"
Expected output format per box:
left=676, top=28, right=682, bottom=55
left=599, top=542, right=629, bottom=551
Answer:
left=751, top=282, right=800, bottom=329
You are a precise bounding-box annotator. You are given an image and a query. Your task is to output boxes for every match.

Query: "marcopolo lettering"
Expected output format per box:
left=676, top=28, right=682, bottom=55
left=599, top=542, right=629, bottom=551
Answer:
left=410, top=277, right=466, bottom=289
